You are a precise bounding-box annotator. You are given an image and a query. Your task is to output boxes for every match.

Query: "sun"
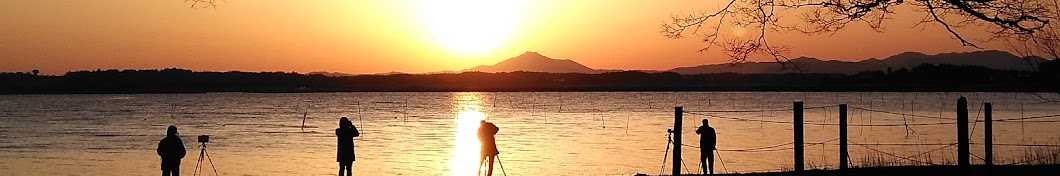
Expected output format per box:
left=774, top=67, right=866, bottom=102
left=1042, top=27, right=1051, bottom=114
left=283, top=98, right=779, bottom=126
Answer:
left=418, top=0, right=528, bottom=55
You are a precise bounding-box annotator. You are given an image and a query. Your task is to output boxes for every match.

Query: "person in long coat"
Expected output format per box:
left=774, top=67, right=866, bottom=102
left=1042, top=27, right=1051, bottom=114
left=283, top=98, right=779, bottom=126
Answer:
left=336, top=117, right=360, bottom=176
left=157, top=125, right=186, bottom=176
left=478, top=120, right=500, bottom=176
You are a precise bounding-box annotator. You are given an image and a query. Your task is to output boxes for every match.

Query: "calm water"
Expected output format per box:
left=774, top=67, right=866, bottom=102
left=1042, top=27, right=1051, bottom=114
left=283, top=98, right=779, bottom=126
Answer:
left=1, top=92, right=1059, bottom=175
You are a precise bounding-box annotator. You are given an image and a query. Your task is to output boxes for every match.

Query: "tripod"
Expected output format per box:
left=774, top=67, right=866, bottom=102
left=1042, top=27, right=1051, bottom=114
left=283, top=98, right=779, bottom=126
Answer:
left=477, top=155, right=507, bottom=176
left=194, top=142, right=219, bottom=176
left=658, top=129, right=690, bottom=175
left=658, top=130, right=673, bottom=175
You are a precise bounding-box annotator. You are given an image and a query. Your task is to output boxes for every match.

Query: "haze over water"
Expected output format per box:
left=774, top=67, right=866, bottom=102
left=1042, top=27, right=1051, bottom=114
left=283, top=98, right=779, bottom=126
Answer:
left=1, top=92, right=1058, bottom=175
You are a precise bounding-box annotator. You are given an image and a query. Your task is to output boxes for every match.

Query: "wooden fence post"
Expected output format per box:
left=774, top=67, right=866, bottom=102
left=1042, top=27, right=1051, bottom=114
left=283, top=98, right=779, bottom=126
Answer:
left=839, top=104, right=848, bottom=173
left=957, top=97, right=969, bottom=176
left=674, top=106, right=682, bottom=176
left=794, top=101, right=804, bottom=175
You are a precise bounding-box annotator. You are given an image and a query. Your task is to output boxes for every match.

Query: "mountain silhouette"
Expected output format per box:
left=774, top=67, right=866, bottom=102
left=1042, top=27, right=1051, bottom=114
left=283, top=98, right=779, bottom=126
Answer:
left=668, top=50, right=1048, bottom=75
left=308, top=71, right=356, bottom=77
left=464, top=51, right=601, bottom=73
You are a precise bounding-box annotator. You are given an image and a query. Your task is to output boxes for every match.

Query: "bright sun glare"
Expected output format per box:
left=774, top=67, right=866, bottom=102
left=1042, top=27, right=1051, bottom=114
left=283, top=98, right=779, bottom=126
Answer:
left=450, top=93, right=487, bottom=176
left=419, top=0, right=527, bottom=55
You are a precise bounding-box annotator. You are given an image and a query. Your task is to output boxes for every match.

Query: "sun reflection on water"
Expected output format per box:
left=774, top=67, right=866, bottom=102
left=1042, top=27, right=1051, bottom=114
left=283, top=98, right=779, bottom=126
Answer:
left=450, top=92, right=487, bottom=176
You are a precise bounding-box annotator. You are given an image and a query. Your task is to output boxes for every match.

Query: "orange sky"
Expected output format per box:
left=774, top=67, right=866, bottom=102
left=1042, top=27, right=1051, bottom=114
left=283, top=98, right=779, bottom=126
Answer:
left=0, top=0, right=1009, bottom=75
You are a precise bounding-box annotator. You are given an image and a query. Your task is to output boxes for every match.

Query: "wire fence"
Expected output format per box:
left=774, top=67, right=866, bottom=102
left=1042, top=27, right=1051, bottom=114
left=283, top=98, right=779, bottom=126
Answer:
left=676, top=99, right=1060, bottom=174
left=291, top=93, right=1060, bottom=175
left=685, top=107, right=1060, bottom=126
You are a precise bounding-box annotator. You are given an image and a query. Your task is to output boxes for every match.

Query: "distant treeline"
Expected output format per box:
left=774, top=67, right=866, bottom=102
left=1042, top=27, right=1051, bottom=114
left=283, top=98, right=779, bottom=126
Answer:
left=3, top=62, right=1060, bottom=94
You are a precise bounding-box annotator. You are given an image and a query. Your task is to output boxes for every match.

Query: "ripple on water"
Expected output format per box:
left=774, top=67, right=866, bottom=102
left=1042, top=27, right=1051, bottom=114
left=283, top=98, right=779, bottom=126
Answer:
left=0, top=92, right=1058, bottom=175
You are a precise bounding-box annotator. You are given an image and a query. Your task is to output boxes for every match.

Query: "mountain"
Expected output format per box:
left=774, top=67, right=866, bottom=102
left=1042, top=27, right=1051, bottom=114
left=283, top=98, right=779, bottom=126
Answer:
left=464, top=51, right=602, bottom=73
left=308, top=71, right=356, bottom=77
left=668, top=50, right=1049, bottom=75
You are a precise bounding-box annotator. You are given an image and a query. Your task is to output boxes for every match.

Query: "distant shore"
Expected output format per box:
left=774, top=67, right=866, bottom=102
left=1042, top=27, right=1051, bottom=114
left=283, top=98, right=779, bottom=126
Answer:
left=650, top=164, right=1060, bottom=176
left=2, top=66, right=1059, bottom=94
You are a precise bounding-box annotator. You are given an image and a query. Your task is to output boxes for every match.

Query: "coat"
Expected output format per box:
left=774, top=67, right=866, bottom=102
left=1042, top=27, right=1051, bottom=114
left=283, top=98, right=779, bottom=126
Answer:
left=157, top=136, right=186, bottom=171
left=696, top=126, right=717, bottom=152
left=336, top=125, right=360, bottom=162
left=478, top=122, right=500, bottom=156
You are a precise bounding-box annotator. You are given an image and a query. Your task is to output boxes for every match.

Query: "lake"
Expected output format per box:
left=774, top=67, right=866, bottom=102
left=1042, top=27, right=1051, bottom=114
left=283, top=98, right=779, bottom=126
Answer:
left=1, top=92, right=1058, bottom=175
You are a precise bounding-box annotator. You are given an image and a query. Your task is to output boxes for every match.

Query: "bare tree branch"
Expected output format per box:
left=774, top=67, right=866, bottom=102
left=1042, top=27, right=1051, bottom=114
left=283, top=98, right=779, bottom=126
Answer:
left=664, top=0, right=1059, bottom=67
left=926, top=0, right=981, bottom=48
left=185, top=0, right=221, bottom=8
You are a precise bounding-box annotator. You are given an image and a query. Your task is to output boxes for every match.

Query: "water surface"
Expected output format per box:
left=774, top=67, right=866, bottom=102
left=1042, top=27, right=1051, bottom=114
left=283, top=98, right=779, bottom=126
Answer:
left=1, top=92, right=1058, bottom=175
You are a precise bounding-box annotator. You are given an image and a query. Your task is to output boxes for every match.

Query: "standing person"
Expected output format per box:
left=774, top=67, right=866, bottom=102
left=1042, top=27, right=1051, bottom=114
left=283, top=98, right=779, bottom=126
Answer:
left=477, top=120, right=500, bottom=176
left=696, top=119, right=717, bottom=175
left=157, top=125, right=187, bottom=176
left=336, top=117, right=360, bottom=176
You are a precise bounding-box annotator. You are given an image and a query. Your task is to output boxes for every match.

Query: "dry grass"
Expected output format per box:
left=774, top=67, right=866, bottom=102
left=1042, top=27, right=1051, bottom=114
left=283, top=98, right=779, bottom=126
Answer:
left=1000, top=147, right=1060, bottom=165
left=851, top=144, right=1060, bottom=168
left=855, top=148, right=955, bottom=167
left=655, top=145, right=1060, bottom=175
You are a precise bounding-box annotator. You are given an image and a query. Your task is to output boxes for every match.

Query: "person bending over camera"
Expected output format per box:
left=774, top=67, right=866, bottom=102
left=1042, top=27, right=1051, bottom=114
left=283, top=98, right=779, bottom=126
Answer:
left=478, top=120, right=500, bottom=176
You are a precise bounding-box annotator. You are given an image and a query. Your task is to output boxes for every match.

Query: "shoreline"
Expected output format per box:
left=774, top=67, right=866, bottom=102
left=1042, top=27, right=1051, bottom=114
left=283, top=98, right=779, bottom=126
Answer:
left=647, top=164, right=1060, bottom=176
left=4, top=68, right=1059, bottom=94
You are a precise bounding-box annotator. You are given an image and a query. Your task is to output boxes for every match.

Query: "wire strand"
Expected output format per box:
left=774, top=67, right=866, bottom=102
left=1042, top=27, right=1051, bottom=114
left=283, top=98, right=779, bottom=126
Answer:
left=680, top=138, right=840, bottom=152
left=684, top=111, right=959, bottom=126
left=849, top=106, right=955, bottom=120
left=849, top=141, right=956, bottom=166
left=682, top=105, right=836, bottom=113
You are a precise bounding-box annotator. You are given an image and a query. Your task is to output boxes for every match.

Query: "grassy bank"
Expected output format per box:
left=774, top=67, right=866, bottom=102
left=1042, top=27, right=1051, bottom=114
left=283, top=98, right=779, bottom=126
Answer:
left=643, top=144, right=1060, bottom=176
left=646, top=164, right=1060, bottom=176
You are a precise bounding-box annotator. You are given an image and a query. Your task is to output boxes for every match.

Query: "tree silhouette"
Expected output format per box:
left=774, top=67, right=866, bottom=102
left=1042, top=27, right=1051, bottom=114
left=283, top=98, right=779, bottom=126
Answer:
left=663, top=0, right=1058, bottom=65
left=1006, top=0, right=1060, bottom=69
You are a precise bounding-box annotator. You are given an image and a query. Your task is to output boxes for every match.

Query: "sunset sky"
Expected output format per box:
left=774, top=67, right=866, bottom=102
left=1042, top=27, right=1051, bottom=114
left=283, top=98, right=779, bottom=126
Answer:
left=0, top=0, right=1009, bottom=75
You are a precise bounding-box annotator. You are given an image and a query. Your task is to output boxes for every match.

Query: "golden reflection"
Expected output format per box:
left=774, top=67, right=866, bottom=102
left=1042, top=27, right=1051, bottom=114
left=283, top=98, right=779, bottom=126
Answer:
left=450, top=92, right=487, bottom=176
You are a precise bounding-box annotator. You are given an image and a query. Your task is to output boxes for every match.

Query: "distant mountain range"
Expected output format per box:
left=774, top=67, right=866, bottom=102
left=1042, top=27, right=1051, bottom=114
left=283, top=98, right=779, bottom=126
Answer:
left=669, top=50, right=1047, bottom=75
left=313, top=50, right=1050, bottom=76
left=7, top=53, right=1060, bottom=93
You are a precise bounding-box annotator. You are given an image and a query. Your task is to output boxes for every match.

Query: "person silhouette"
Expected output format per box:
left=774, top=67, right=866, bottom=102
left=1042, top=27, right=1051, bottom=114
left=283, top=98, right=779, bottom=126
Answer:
left=477, top=120, right=500, bottom=176
left=157, top=125, right=186, bottom=176
left=336, top=117, right=360, bottom=176
left=696, top=119, right=717, bottom=175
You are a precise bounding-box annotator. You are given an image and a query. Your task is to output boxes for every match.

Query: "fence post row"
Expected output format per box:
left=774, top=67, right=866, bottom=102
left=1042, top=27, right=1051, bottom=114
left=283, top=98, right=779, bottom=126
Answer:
left=957, top=97, right=969, bottom=176
left=684, top=97, right=1006, bottom=175
left=839, top=104, right=848, bottom=174
left=794, top=101, right=804, bottom=175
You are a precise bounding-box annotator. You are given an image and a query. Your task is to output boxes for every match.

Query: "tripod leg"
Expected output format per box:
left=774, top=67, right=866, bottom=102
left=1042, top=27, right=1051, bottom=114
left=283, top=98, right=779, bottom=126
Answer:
left=195, top=145, right=205, bottom=176
left=204, top=148, right=219, bottom=176
left=497, top=155, right=507, bottom=176
left=659, top=138, right=671, bottom=175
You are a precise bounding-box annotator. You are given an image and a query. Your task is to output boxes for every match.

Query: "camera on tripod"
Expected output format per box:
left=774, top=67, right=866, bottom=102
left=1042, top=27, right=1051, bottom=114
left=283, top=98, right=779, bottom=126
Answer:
left=667, top=128, right=674, bottom=134
left=198, top=135, right=210, bottom=143
left=195, top=134, right=218, bottom=175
